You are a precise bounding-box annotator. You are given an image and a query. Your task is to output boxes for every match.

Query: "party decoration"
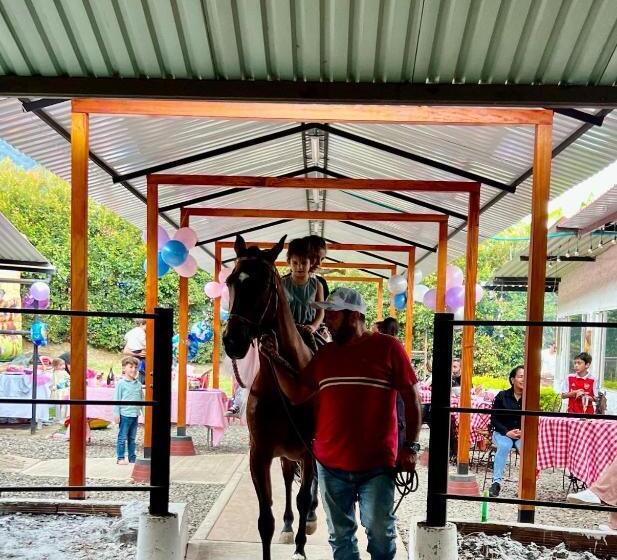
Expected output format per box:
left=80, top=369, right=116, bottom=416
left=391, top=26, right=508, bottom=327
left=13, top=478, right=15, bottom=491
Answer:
left=143, top=252, right=171, bottom=277
left=422, top=288, right=437, bottom=311
left=218, top=268, right=232, bottom=284
left=174, top=255, right=198, bottom=278
left=190, top=321, right=213, bottom=344
left=445, top=286, right=465, bottom=310
left=446, top=265, right=463, bottom=288
left=453, top=306, right=464, bottom=329
left=141, top=225, right=170, bottom=250
left=173, top=227, right=198, bottom=250
left=220, top=308, right=230, bottom=322
left=160, top=240, right=189, bottom=267
left=37, top=299, right=49, bottom=310
left=413, top=269, right=423, bottom=285
left=413, top=284, right=429, bottom=303
left=475, top=284, right=484, bottom=303
left=220, top=286, right=230, bottom=310
left=30, top=282, right=50, bottom=302
left=188, top=340, right=199, bottom=361
left=30, top=320, right=48, bottom=346
left=387, top=274, right=407, bottom=294
left=22, top=294, right=35, bottom=309
left=204, top=281, right=223, bottom=299
left=392, top=292, right=407, bottom=311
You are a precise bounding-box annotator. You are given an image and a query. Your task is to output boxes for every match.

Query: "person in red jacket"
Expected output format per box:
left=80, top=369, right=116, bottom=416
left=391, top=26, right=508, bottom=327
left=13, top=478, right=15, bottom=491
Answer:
left=561, top=352, right=597, bottom=414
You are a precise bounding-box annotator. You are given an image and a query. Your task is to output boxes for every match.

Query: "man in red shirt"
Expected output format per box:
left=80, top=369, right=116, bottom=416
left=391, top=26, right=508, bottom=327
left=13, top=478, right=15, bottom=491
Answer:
left=264, top=287, right=421, bottom=560
left=561, top=352, right=597, bottom=414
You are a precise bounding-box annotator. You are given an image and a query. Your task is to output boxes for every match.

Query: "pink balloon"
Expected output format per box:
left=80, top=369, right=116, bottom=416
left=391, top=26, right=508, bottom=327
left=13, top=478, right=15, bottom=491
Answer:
left=220, top=286, right=230, bottom=310
left=445, top=286, right=465, bottom=310
left=423, top=288, right=437, bottom=311
left=204, top=281, right=223, bottom=299
left=475, top=284, right=484, bottom=303
left=174, top=255, right=198, bottom=278
left=446, top=265, right=463, bottom=288
left=141, top=225, right=170, bottom=250
left=218, top=268, right=232, bottom=284
left=173, top=227, right=198, bottom=250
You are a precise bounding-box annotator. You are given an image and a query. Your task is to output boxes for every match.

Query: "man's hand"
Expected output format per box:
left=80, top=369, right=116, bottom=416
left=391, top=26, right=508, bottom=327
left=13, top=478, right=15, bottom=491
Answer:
left=396, top=448, right=417, bottom=474
left=259, top=333, right=279, bottom=358
left=302, top=324, right=317, bottom=334
left=113, top=416, right=120, bottom=425
left=506, top=429, right=521, bottom=439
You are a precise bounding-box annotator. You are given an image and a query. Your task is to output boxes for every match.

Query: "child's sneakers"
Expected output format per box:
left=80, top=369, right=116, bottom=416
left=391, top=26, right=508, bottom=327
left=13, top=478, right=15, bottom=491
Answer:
left=117, top=459, right=129, bottom=465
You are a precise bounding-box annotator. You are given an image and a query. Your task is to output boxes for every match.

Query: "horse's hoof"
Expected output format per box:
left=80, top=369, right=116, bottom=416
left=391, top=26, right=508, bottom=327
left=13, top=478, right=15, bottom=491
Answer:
left=279, top=530, right=294, bottom=544
left=291, top=554, right=306, bottom=560
left=305, top=520, right=317, bottom=535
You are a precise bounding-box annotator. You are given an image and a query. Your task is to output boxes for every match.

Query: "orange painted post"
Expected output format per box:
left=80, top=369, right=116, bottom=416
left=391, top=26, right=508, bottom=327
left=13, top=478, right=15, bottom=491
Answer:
left=456, top=190, right=480, bottom=473
left=405, top=249, right=416, bottom=356
left=518, top=122, right=553, bottom=523
left=177, top=210, right=189, bottom=436
left=69, top=110, right=88, bottom=499
left=377, top=281, right=384, bottom=321
left=436, top=222, right=448, bottom=312
left=144, top=178, right=158, bottom=456
left=212, top=243, right=222, bottom=389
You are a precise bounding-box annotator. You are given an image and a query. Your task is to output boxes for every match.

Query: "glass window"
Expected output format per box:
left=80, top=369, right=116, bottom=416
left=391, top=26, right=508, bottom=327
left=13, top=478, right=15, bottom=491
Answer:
left=568, top=314, right=584, bottom=370
left=604, top=310, right=617, bottom=389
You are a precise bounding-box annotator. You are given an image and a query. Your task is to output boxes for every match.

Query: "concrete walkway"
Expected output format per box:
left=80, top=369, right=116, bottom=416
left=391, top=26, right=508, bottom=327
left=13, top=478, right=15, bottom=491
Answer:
left=187, top=456, right=407, bottom=559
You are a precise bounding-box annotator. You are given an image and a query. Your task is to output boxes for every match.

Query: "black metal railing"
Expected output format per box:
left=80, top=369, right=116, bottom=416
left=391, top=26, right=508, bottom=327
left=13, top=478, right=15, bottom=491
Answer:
left=426, top=313, right=617, bottom=527
left=0, top=306, right=173, bottom=516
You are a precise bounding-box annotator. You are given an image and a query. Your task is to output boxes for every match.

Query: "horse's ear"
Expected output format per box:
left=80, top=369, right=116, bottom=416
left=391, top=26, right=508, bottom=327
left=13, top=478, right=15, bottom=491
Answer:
left=264, top=235, right=287, bottom=263
left=234, top=235, right=247, bottom=257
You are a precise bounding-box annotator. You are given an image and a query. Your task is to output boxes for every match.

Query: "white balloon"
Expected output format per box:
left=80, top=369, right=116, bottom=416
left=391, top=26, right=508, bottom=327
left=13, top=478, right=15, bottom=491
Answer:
left=413, top=284, right=429, bottom=302
left=387, top=274, right=407, bottom=294
left=453, top=307, right=464, bottom=329
left=413, top=269, right=423, bottom=285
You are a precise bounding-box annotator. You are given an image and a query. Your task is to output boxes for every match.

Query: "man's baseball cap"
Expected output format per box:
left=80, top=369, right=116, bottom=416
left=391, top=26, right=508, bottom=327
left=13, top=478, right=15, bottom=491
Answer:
left=311, top=287, right=366, bottom=315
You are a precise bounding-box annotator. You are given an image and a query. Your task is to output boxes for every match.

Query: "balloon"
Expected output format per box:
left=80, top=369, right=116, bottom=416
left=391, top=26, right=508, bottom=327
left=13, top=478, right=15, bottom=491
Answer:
left=475, top=284, right=484, bottom=303
left=30, top=282, right=50, bottom=302
left=30, top=320, right=48, bottom=346
left=161, top=240, right=189, bottom=267
left=141, top=225, right=170, bottom=250
left=143, top=252, right=171, bottom=277
left=392, top=292, right=407, bottom=311
left=387, top=274, right=407, bottom=294
left=174, top=255, right=198, bottom=278
left=413, top=269, right=423, bottom=285
left=190, top=321, right=213, bottom=343
left=445, top=286, right=465, bottom=310
left=188, top=340, right=199, bottom=361
left=22, top=294, right=35, bottom=309
left=453, top=306, right=464, bottom=329
left=204, top=281, right=223, bottom=299
left=220, top=308, right=230, bottom=322
left=221, top=286, right=230, bottom=310
left=446, top=265, right=464, bottom=288
left=37, top=299, right=49, bottom=310
left=218, top=268, right=232, bottom=284
left=423, top=288, right=437, bottom=311
left=173, top=227, right=198, bottom=250
left=413, top=284, right=429, bottom=303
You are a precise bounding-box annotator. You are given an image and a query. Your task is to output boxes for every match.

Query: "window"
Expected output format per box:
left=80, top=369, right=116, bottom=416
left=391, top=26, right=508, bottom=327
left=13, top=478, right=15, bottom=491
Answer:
left=568, top=314, right=584, bottom=369
left=604, top=310, right=617, bottom=389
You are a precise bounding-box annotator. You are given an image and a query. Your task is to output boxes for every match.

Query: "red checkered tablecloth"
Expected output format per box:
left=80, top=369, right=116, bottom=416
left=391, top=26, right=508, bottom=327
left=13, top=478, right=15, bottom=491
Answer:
left=537, top=417, right=617, bottom=486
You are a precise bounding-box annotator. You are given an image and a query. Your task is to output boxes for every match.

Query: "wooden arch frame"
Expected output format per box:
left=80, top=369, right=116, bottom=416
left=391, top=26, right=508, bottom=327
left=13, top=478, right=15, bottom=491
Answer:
left=70, top=100, right=552, bottom=523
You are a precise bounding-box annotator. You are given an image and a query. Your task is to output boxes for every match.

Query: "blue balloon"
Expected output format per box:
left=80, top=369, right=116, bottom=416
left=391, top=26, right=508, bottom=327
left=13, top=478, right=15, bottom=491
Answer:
left=190, top=320, right=213, bottom=343
left=188, top=340, right=199, bottom=361
left=392, top=292, right=407, bottom=311
left=143, top=252, right=171, bottom=277
left=220, top=308, right=230, bottom=322
left=30, top=320, right=48, bottom=347
left=160, top=240, right=189, bottom=267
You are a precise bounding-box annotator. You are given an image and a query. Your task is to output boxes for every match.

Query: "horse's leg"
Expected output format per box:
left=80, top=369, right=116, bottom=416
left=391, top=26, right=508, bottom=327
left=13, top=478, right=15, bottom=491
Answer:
left=306, top=459, right=318, bottom=534
left=279, top=457, right=296, bottom=544
left=250, top=450, right=275, bottom=560
left=292, top=453, right=315, bottom=560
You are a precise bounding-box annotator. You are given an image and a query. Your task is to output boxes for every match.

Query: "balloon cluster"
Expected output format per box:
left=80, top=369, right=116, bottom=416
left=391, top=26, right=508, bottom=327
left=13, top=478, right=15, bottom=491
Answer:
left=203, top=268, right=232, bottom=314
left=30, top=319, right=48, bottom=347
left=172, top=320, right=213, bottom=362
left=22, top=281, right=50, bottom=309
left=418, top=265, right=484, bottom=318
left=387, top=269, right=424, bottom=311
left=143, top=225, right=199, bottom=278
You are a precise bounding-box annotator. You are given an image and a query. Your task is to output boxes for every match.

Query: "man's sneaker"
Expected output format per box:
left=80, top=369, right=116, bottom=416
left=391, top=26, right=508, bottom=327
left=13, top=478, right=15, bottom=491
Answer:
left=566, top=488, right=601, bottom=505
left=224, top=405, right=240, bottom=418
left=488, top=482, right=501, bottom=497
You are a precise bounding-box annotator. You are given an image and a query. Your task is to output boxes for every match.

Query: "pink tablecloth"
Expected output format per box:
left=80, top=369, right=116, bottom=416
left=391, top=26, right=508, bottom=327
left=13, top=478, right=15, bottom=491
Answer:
left=537, top=417, right=617, bottom=486
left=86, top=386, right=229, bottom=446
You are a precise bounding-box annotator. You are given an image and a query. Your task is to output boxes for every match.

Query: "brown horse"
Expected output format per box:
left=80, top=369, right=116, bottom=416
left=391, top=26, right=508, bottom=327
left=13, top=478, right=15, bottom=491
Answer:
left=222, top=235, right=318, bottom=560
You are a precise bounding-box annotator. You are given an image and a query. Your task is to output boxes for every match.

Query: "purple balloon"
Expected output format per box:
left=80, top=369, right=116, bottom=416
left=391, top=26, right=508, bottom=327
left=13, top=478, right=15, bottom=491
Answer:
left=22, top=294, right=35, bottom=309
left=37, top=299, right=49, bottom=309
left=30, top=282, right=50, bottom=302
left=141, top=225, right=170, bottom=250
left=422, top=288, right=437, bottom=311
left=446, top=265, right=464, bottom=288
left=445, top=286, right=465, bottom=310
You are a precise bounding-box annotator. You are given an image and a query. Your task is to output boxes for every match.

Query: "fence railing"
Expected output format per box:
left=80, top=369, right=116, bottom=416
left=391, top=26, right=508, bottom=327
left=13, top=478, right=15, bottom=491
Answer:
left=0, top=306, right=173, bottom=516
left=426, top=313, right=617, bottom=527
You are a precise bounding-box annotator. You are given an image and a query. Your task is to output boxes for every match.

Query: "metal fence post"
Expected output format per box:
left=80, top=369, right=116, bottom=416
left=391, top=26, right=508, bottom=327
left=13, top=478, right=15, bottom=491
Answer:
left=31, top=342, right=39, bottom=435
left=426, top=312, right=454, bottom=527
left=150, top=307, right=173, bottom=516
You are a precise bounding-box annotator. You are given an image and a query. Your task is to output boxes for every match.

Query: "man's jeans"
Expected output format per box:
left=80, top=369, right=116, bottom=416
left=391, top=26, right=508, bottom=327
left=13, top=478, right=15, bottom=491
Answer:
left=117, top=415, right=139, bottom=463
left=317, top=463, right=396, bottom=560
left=492, top=432, right=521, bottom=483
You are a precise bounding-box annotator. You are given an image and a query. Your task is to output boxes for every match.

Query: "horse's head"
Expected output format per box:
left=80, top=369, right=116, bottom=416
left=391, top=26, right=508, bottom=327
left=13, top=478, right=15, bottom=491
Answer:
left=222, top=234, right=286, bottom=359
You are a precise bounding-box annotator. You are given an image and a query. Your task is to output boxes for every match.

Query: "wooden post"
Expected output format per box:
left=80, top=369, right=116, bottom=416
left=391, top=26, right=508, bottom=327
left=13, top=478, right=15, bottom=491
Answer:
left=456, top=190, right=480, bottom=473
left=405, top=249, right=416, bottom=355
left=518, top=122, right=553, bottom=523
left=177, top=210, right=189, bottom=436
left=212, top=242, right=222, bottom=389
left=377, top=280, right=384, bottom=321
left=69, top=110, right=88, bottom=499
left=436, top=221, right=448, bottom=312
left=144, top=177, right=158, bottom=456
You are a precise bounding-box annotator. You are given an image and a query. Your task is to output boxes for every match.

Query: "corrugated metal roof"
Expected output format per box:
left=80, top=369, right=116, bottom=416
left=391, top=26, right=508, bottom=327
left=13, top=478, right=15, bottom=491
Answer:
left=557, top=184, right=617, bottom=232
left=0, top=0, right=616, bottom=86
left=0, top=210, right=53, bottom=274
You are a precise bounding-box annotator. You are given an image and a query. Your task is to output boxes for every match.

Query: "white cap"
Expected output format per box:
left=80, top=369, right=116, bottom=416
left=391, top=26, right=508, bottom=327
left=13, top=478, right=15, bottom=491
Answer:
left=311, top=287, right=366, bottom=315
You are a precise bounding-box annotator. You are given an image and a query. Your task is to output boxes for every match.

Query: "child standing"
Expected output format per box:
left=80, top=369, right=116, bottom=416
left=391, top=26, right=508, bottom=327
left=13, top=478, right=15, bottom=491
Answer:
left=281, top=238, right=324, bottom=332
left=50, top=358, right=70, bottom=422
left=561, top=352, right=597, bottom=414
left=113, top=356, right=143, bottom=465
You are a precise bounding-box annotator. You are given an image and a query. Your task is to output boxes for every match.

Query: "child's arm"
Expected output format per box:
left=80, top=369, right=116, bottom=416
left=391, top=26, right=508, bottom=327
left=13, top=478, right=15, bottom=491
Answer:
left=113, top=382, right=122, bottom=420
left=308, top=281, right=325, bottom=332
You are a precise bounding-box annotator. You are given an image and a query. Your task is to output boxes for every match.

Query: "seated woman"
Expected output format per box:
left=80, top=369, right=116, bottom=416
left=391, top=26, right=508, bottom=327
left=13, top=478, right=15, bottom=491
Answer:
left=489, top=365, right=524, bottom=497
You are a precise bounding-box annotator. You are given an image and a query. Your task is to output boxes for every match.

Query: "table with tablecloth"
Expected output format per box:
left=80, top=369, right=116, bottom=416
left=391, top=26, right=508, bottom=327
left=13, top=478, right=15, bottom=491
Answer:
left=0, top=373, right=51, bottom=421
left=85, top=385, right=229, bottom=446
left=536, top=416, right=617, bottom=487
